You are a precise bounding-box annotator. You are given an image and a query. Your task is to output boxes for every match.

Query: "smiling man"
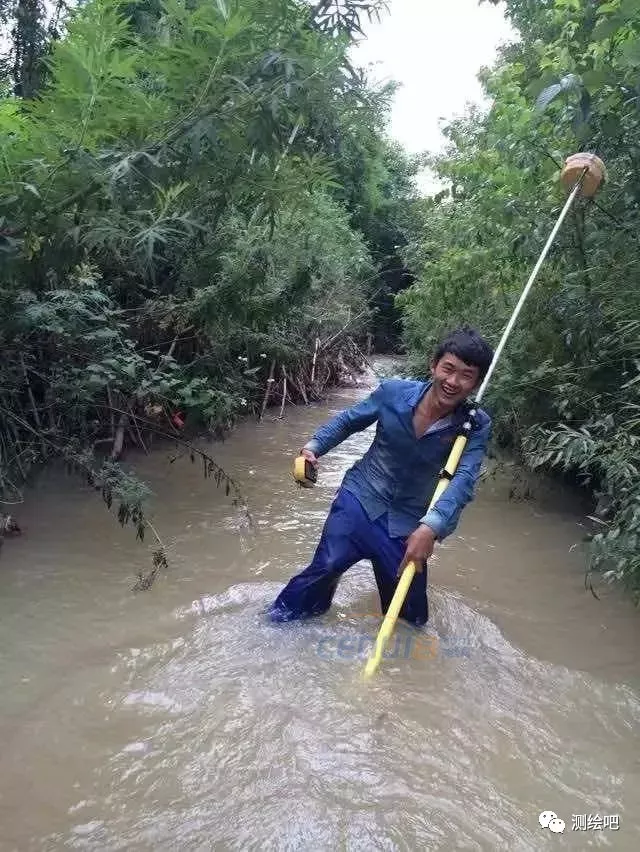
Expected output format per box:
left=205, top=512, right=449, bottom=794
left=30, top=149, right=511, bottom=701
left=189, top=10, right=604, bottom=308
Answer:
left=269, top=326, right=494, bottom=627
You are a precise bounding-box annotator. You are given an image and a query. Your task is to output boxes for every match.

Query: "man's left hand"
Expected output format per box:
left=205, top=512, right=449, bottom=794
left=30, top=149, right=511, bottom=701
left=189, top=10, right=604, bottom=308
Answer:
left=398, top=524, right=437, bottom=575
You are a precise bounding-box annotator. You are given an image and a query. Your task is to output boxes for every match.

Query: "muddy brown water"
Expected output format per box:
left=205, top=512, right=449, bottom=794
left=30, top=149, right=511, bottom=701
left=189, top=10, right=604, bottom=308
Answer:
left=1, top=360, right=639, bottom=851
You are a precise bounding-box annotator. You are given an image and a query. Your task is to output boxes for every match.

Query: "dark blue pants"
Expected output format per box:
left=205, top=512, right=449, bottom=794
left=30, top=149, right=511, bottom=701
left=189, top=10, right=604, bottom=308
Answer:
left=269, top=488, right=428, bottom=626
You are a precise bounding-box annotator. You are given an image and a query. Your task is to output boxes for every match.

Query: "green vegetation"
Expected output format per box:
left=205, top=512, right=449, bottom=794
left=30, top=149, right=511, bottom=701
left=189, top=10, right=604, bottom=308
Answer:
left=398, top=0, right=640, bottom=596
left=0, top=0, right=417, bottom=572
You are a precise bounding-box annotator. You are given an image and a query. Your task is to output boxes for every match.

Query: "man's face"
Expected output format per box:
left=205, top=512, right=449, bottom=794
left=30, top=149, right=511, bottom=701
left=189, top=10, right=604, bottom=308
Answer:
left=430, top=353, right=480, bottom=409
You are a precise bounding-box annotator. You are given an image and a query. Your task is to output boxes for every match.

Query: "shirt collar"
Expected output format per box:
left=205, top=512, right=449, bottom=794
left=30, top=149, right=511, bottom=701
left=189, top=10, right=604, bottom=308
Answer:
left=408, top=379, right=431, bottom=408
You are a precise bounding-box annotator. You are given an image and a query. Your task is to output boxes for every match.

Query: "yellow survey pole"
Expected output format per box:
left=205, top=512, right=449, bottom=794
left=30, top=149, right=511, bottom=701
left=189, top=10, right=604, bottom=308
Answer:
left=362, top=429, right=471, bottom=679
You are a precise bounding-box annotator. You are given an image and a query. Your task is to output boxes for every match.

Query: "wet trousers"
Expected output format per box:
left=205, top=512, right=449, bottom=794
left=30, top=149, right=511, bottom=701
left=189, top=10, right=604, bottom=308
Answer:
left=269, top=488, right=428, bottom=626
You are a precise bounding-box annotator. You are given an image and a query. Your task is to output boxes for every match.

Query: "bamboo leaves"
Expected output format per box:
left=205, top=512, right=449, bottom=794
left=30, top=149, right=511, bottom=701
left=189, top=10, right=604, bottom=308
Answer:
left=0, top=0, right=411, bottom=587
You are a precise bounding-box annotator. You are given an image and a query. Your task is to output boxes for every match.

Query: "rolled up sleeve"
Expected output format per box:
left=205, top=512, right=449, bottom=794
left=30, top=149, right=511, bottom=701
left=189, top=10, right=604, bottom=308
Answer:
left=303, top=383, right=384, bottom=457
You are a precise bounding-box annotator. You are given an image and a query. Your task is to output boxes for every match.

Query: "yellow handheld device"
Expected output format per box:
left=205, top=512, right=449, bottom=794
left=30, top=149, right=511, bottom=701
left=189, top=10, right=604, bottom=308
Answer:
left=292, top=455, right=318, bottom=487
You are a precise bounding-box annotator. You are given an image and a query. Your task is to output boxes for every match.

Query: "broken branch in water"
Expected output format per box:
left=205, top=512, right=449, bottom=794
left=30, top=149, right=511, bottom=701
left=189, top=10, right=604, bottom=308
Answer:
left=132, top=519, right=168, bottom=591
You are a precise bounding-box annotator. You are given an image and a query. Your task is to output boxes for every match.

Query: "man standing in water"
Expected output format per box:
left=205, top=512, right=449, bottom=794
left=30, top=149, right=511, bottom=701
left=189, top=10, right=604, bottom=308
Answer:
left=269, top=326, right=493, bottom=626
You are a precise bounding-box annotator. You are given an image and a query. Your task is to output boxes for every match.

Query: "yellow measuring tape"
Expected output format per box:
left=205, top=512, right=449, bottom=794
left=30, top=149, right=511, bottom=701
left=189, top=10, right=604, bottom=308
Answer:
left=363, top=430, right=471, bottom=679
left=292, top=455, right=318, bottom=487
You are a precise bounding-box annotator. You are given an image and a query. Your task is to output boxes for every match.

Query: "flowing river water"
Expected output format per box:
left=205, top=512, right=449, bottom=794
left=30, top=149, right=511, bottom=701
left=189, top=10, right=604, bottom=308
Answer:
left=1, top=360, right=640, bottom=851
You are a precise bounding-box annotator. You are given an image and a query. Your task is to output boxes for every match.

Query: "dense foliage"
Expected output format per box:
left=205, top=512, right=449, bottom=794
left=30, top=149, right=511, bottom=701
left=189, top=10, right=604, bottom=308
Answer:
left=0, top=0, right=417, bottom=568
left=398, top=0, right=640, bottom=595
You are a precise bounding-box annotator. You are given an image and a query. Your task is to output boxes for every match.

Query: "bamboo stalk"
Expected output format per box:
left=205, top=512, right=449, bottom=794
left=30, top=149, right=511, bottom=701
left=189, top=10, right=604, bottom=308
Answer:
left=167, top=326, right=194, bottom=359
left=282, top=365, right=296, bottom=406
left=310, top=337, right=320, bottom=383
left=126, top=422, right=138, bottom=447
left=346, top=337, right=375, bottom=376
left=279, top=367, right=288, bottom=418
left=320, top=306, right=370, bottom=352
left=296, top=370, right=309, bottom=405
left=46, top=388, right=56, bottom=432
left=5, top=420, right=27, bottom=481
left=20, top=355, right=47, bottom=457
left=131, top=410, right=149, bottom=455
left=106, top=384, right=115, bottom=439
left=259, top=359, right=276, bottom=420
left=110, top=412, right=128, bottom=461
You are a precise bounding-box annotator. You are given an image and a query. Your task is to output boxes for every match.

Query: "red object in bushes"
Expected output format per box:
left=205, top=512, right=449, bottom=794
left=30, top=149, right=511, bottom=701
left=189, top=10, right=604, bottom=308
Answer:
left=171, top=411, right=185, bottom=429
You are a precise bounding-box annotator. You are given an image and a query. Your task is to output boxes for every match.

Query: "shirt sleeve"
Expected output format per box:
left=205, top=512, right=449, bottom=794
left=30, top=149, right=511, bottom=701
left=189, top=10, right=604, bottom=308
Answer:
left=419, top=416, right=491, bottom=540
left=303, top=382, right=384, bottom=457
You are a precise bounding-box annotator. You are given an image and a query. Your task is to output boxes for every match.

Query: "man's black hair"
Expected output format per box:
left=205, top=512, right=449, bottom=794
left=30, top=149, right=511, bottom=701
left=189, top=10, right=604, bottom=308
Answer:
left=433, top=325, right=494, bottom=380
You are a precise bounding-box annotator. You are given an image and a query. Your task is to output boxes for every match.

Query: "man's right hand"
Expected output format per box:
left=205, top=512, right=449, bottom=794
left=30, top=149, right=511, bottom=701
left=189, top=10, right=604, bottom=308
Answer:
left=300, top=448, right=318, bottom=468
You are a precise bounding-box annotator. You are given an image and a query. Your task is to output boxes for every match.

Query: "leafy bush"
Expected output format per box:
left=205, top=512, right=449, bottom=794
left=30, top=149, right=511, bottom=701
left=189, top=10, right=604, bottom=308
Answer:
left=398, top=0, right=640, bottom=596
left=0, top=0, right=415, bottom=578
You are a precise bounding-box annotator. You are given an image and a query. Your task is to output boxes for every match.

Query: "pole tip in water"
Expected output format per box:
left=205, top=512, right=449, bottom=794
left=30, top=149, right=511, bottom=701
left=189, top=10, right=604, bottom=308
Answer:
left=560, top=152, right=606, bottom=197
left=362, top=663, right=376, bottom=681
left=363, top=651, right=382, bottom=680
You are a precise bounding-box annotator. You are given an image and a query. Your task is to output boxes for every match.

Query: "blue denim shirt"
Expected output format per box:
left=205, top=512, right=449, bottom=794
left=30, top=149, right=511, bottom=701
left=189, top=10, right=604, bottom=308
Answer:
left=304, top=378, right=491, bottom=540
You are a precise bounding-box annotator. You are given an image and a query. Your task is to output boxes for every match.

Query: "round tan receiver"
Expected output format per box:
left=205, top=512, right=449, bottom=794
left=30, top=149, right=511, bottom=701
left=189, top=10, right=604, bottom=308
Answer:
left=560, top=152, right=606, bottom=197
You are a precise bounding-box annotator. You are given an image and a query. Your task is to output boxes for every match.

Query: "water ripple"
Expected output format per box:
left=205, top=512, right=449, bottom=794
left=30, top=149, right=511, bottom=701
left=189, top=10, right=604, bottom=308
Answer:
left=61, top=579, right=640, bottom=851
